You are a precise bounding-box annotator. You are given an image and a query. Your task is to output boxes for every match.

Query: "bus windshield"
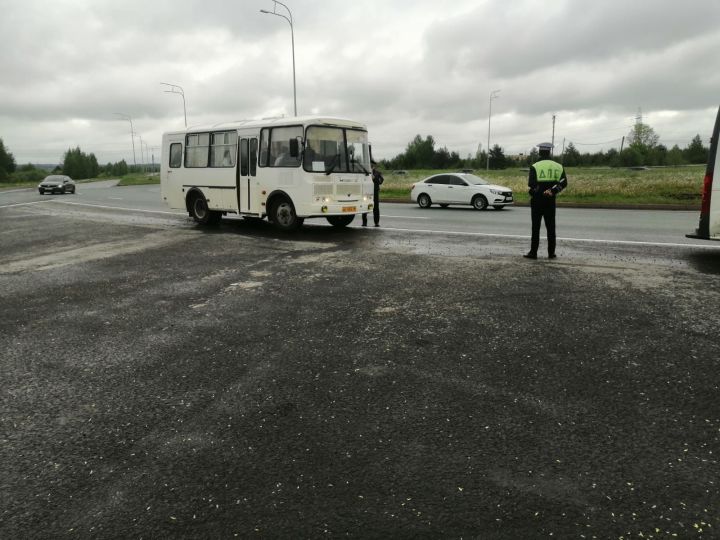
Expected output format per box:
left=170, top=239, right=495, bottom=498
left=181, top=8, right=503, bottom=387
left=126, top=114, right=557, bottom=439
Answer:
left=303, top=126, right=370, bottom=174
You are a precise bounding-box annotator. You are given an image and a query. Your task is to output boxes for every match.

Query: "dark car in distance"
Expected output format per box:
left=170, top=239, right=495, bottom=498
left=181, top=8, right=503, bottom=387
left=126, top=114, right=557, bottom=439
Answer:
left=38, top=175, right=75, bottom=195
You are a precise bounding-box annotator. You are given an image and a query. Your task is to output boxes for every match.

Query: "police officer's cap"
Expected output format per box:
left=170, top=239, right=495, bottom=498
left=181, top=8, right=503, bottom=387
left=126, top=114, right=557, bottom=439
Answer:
left=536, top=142, right=554, bottom=150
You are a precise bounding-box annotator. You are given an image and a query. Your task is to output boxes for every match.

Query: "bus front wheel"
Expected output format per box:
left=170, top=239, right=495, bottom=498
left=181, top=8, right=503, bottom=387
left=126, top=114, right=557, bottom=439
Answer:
left=270, top=197, right=303, bottom=231
left=189, top=193, right=221, bottom=225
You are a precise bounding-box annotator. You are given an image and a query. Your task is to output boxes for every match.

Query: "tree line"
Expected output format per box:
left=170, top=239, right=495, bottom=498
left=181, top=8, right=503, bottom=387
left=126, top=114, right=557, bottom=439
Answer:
left=381, top=123, right=710, bottom=170
left=0, top=138, right=149, bottom=183
left=0, top=120, right=712, bottom=183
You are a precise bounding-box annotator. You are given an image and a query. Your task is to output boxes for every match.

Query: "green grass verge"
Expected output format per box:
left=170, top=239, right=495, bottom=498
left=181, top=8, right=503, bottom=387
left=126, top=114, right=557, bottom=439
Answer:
left=379, top=165, right=705, bottom=206
left=116, top=174, right=160, bottom=186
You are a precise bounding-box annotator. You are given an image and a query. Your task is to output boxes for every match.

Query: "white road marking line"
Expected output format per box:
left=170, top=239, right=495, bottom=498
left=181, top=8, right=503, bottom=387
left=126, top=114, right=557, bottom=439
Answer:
left=382, top=215, right=429, bottom=220
left=49, top=200, right=186, bottom=215
left=0, top=200, right=51, bottom=209
left=0, top=188, right=35, bottom=195
left=378, top=226, right=720, bottom=249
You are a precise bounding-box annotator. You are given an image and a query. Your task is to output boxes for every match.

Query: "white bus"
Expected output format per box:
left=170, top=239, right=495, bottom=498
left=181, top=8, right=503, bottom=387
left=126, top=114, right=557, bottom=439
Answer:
left=160, top=116, right=374, bottom=230
left=687, top=106, right=720, bottom=240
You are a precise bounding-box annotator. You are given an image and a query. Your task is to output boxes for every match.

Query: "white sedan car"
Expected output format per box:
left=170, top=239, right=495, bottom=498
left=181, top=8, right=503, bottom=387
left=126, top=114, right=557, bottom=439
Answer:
left=410, top=173, right=513, bottom=210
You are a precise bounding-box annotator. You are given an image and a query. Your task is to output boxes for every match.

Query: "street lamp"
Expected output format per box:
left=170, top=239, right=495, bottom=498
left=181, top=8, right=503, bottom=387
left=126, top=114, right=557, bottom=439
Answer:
left=260, top=1, right=297, bottom=116
left=486, top=89, right=500, bottom=170
left=113, top=112, right=137, bottom=167
left=135, top=133, right=145, bottom=172
left=143, top=141, right=151, bottom=173
left=160, top=82, right=187, bottom=128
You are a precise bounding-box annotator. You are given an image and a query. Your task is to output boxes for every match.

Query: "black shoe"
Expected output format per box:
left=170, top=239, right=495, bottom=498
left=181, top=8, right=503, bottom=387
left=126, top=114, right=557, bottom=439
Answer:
left=374, top=224, right=379, bottom=227
left=548, top=253, right=557, bottom=259
left=523, top=252, right=537, bottom=259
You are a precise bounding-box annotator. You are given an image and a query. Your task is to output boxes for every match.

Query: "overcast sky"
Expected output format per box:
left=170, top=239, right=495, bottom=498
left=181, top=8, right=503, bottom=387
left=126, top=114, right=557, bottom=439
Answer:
left=1, top=0, right=719, bottom=164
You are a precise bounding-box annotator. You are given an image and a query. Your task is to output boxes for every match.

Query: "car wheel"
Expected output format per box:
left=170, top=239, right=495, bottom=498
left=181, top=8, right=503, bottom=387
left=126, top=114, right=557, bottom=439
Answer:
left=326, top=215, right=354, bottom=227
left=493, top=205, right=505, bottom=210
left=189, top=193, right=221, bottom=225
left=70, top=187, right=76, bottom=194
left=39, top=189, right=44, bottom=195
left=270, top=196, right=302, bottom=231
left=472, top=195, right=488, bottom=211
left=417, top=193, right=432, bottom=208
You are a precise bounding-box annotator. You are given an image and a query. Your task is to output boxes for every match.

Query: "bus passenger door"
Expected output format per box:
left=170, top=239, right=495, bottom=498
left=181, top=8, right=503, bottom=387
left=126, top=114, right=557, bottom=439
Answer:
left=238, top=138, right=258, bottom=213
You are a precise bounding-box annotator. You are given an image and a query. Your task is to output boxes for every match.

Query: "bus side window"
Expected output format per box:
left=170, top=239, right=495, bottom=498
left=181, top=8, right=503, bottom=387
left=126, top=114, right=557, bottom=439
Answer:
left=185, top=133, right=209, bottom=168
left=259, top=129, right=269, bottom=167
left=210, top=131, right=237, bottom=168
left=169, top=143, right=182, bottom=168
left=240, top=139, right=249, bottom=177
left=250, top=139, right=258, bottom=176
left=270, top=126, right=302, bottom=167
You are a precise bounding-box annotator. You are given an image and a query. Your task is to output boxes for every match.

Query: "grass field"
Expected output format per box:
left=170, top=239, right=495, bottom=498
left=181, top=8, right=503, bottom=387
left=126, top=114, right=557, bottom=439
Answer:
left=381, top=165, right=706, bottom=206
left=1, top=166, right=706, bottom=206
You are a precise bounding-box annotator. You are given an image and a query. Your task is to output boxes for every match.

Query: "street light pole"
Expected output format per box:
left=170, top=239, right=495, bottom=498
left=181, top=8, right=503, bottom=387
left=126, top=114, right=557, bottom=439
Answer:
left=143, top=141, right=151, bottom=173
left=113, top=112, right=137, bottom=168
left=160, top=82, right=187, bottom=128
left=486, top=90, right=500, bottom=171
left=136, top=134, right=145, bottom=173
left=261, top=1, right=297, bottom=116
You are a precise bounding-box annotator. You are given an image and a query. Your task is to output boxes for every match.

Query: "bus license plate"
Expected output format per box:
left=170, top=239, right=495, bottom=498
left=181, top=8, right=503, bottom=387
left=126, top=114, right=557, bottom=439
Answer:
left=342, top=206, right=356, bottom=212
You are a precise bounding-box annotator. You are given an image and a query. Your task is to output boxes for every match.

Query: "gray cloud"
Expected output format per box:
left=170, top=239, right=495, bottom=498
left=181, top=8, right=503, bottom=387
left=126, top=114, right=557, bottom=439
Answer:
left=1, top=0, right=718, bottom=163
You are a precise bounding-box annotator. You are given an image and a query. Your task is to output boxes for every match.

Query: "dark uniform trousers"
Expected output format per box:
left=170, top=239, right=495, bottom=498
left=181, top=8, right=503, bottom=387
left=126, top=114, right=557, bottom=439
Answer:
left=530, top=197, right=556, bottom=255
left=362, top=184, right=381, bottom=226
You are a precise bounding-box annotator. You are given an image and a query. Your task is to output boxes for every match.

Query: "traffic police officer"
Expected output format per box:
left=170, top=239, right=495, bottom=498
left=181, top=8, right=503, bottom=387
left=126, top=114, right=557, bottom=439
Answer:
left=362, top=161, right=384, bottom=227
left=524, top=142, right=568, bottom=259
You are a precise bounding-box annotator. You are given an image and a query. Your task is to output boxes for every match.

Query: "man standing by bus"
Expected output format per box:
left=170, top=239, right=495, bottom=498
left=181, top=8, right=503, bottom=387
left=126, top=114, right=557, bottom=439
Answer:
left=362, top=161, right=384, bottom=227
left=524, top=142, right=568, bottom=259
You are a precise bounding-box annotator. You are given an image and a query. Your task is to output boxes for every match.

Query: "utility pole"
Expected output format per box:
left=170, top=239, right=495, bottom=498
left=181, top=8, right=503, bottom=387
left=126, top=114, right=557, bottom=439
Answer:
left=113, top=113, right=137, bottom=168
left=551, top=114, right=556, bottom=157
left=486, top=90, right=500, bottom=170
left=620, top=136, right=625, bottom=153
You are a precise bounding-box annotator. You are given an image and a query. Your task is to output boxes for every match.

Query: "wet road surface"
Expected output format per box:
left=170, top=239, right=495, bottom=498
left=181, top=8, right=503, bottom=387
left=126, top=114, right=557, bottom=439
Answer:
left=1, top=198, right=719, bottom=538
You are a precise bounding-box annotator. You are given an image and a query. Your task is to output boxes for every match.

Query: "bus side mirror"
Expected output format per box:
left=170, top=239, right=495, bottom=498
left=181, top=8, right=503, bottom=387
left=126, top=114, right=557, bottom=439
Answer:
left=289, top=138, right=299, bottom=158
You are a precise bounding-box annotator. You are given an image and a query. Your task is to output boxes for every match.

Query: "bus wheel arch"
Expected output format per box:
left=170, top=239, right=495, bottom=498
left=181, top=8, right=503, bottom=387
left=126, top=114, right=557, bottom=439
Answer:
left=267, top=191, right=303, bottom=231
left=186, top=189, right=221, bottom=225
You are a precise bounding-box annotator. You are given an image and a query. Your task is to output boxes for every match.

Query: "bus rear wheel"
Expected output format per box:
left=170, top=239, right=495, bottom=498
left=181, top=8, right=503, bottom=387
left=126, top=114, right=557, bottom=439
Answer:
left=270, top=197, right=303, bottom=231
left=189, top=193, right=221, bottom=225
left=326, top=215, right=354, bottom=227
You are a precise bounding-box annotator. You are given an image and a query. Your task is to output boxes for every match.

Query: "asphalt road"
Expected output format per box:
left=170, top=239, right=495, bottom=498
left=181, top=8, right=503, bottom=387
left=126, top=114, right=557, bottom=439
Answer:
left=1, top=184, right=720, bottom=538
left=0, top=181, right=709, bottom=246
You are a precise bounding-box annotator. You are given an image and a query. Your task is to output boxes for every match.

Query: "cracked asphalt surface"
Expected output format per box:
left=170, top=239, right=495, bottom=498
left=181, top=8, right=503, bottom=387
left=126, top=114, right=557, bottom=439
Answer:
left=1, top=202, right=719, bottom=538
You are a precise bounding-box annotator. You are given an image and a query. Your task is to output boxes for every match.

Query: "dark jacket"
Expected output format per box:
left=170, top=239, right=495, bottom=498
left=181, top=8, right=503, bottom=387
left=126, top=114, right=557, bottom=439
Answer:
left=528, top=159, right=567, bottom=204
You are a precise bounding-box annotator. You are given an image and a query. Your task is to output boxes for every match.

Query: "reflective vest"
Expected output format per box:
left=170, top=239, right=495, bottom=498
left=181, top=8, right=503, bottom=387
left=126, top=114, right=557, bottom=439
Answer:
left=532, top=160, right=564, bottom=182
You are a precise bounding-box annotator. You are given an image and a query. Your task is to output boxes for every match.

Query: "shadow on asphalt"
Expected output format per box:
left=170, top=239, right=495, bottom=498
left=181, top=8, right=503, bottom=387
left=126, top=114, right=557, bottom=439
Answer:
left=686, top=249, right=720, bottom=274
left=191, top=215, right=369, bottom=245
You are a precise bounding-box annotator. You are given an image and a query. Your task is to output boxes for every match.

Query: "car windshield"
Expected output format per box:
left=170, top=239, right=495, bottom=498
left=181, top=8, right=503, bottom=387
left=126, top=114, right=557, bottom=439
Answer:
left=303, top=126, right=370, bottom=174
left=44, top=176, right=64, bottom=182
left=466, top=174, right=490, bottom=185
